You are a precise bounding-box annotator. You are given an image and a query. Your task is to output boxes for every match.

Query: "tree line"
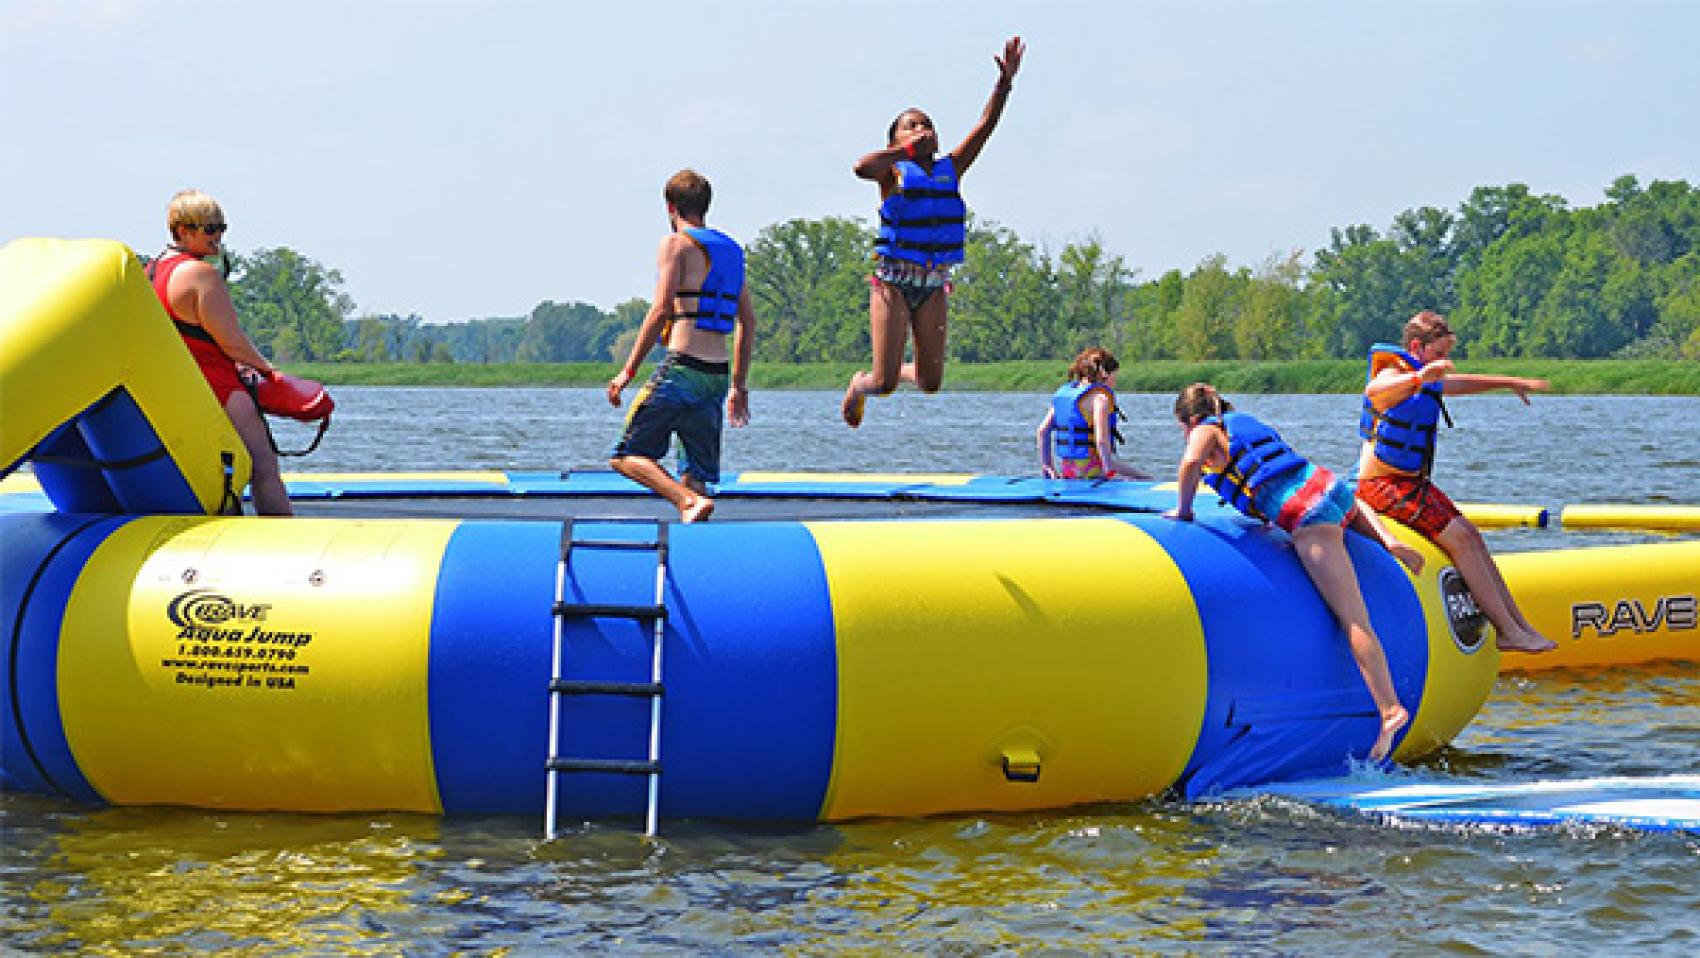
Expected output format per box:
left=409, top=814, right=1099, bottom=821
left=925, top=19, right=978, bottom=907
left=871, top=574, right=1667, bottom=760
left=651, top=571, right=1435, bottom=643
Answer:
left=223, top=174, right=1700, bottom=365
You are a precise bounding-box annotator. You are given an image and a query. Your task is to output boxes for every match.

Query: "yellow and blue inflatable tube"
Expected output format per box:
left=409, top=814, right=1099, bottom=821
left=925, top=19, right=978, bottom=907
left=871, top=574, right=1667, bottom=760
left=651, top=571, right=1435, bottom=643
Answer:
left=2, top=507, right=1493, bottom=820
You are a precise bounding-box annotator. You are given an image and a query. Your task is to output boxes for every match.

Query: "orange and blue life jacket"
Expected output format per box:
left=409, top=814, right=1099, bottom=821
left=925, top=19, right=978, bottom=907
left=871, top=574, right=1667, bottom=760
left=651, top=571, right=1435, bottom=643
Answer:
left=1358, top=344, right=1451, bottom=475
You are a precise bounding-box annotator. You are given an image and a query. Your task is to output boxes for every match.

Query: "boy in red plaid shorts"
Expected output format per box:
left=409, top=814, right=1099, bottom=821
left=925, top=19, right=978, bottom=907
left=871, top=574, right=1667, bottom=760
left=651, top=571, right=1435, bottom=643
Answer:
left=1357, top=311, right=1556, bottom=654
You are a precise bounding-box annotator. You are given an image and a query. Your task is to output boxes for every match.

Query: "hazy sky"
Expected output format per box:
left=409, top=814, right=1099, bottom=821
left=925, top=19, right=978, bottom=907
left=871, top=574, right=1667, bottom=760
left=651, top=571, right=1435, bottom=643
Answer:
left=3, top=0, right=1695, bottom=322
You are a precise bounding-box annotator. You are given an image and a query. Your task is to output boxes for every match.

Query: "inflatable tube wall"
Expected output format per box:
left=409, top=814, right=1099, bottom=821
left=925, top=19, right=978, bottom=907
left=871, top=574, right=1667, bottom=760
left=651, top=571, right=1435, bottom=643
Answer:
left=1, top=510, right=1491, bottom=820
left=1498, top=540, right=1700, bottom=672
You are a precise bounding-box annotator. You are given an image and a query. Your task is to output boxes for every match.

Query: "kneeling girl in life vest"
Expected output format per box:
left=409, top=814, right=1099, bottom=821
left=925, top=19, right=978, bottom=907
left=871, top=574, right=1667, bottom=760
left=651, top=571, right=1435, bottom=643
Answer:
left=1164, top=382, right=1421, bottom=762
left=1036, top=347, right=1150, bottom=480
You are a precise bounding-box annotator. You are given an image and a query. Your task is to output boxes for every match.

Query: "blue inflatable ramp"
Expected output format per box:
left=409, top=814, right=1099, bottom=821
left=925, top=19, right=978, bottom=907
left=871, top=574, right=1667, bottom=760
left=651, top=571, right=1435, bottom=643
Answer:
left=1259, top=775, right=1700, bottom=832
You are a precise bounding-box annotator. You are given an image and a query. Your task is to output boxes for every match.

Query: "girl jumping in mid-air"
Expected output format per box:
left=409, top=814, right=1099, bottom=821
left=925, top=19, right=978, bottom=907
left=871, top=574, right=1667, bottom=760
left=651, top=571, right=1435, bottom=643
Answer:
left=1165, top=383, right=1424, bottom=762
left=841, top=36, right=1025, bottom=428
left=1036, top=347, right=1151, bottom=480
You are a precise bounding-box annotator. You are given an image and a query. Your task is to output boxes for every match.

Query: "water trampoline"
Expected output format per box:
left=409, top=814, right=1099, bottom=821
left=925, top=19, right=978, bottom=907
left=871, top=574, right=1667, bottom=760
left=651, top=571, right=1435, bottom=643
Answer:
left=3, top=238, right=1696, bottom=832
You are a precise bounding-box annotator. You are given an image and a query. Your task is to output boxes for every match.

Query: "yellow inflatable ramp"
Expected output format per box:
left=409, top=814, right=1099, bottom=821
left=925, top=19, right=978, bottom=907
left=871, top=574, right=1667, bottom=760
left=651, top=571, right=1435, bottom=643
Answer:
left=0, top=238, right=248, bottom=514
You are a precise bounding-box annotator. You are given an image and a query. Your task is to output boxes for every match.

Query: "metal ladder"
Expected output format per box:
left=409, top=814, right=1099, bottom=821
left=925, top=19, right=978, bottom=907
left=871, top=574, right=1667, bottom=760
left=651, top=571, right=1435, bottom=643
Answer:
left=544, top=518, right=670, bottom=838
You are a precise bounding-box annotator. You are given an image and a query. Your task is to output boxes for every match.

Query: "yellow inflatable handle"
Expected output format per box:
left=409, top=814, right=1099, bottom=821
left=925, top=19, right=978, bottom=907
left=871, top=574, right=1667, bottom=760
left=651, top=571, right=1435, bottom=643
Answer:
left=1561, top=505, right=1700, bottom=533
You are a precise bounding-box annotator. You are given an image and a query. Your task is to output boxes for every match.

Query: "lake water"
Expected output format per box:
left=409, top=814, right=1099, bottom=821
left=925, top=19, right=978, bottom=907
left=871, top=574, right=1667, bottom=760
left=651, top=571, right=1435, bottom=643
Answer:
left=3, top=389, right=1697, bottom=955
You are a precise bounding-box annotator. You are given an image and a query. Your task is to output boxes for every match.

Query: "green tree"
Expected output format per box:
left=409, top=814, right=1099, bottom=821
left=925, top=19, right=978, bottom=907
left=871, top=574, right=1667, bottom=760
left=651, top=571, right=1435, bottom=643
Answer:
left=516, top=300, right=619, bottom=361
left=1055, top=237, right=1137, bottom=355
left=1452, top=229, right=1569, bottom=356
left=1234, top=251, right=1307, bottom=360
left=229, top=247, right=354, bottom=360
left=1311, top=214, right=1460, bottom=358
left=744, top=216, right=869, bottom=363
left=1172, top=254, right=1243, bottom=360
left=1651, top=252, right=1700, bottom=359
left=1123, top=269, right=1186, bottom=360
left=950, top=222, right=1059, bottom=361
left=353, top=316, right=394, bottom=361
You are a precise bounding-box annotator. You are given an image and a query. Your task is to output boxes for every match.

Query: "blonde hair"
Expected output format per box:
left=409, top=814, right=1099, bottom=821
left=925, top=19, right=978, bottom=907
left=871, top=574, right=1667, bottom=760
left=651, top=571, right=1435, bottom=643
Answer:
left=167, top=189, right=224, bottom=242
left=663, top=169, right=713, bottom=219
left=1404, top=310, right=1454, bottom=347
left=1067, top=347, right=1119, bottom=384
left=1173, top=381, right=1232, bottom=424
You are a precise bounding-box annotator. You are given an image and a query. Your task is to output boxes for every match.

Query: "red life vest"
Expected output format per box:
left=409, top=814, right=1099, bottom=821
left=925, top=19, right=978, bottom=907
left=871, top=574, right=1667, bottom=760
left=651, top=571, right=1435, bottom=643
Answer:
left=147, top=250, right=334, bottom=437
left=147, top=251, right=220, bottom=342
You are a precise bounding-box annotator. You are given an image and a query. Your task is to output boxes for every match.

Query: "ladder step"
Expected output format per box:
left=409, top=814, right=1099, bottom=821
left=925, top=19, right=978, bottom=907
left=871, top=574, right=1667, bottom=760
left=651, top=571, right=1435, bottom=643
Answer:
left=547, top=757, right=661, bottom=775
left=568, top=539, right=664, bottom=551
left=553, top=601, right=666, bottom=621
left=550, top=679, right=663, bottom=697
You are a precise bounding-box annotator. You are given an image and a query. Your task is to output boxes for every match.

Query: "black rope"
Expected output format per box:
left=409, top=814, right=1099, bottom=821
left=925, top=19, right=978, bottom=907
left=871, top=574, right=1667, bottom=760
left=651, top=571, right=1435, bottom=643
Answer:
left=30, top=447, right=169, bottom=472
left=241, top=379, right=331, bottom=457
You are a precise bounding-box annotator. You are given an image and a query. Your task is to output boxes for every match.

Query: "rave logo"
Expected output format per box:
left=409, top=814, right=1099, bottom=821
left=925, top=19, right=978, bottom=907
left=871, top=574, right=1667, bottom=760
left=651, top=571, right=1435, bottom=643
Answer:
left=1571, top=594, right=1697, bottom=638
left=1438, top=566, right=1487, bottom=654
left=166, top=589, right=272, bottom=629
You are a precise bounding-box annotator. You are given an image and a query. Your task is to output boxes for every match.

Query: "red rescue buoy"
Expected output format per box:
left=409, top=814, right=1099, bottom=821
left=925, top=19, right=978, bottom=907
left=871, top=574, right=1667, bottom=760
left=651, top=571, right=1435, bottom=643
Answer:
left=253, top=372, right=334, bottom=422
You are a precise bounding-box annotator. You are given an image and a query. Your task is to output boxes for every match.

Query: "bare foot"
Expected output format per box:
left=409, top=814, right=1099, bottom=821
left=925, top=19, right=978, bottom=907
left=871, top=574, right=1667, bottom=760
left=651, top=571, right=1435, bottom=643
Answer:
left=1369, top=705, right=1410, bottom=762
left=1390, top=543, right=1425, bottom=576
left=1496, top=628, right=1557, bottom=654
left=681, top=496, right=715, bottom=524
left=840, top=374, right=868, bottom=428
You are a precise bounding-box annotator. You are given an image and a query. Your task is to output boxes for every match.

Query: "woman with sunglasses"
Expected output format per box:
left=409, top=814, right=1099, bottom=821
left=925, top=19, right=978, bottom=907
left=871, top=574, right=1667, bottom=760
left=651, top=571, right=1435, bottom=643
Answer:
left=147, top=189, right=292, bottom=515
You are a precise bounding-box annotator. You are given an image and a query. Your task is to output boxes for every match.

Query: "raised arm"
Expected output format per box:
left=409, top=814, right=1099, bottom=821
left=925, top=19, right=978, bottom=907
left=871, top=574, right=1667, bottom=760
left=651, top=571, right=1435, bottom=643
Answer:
left=950, top=36, right=1024, bottom=177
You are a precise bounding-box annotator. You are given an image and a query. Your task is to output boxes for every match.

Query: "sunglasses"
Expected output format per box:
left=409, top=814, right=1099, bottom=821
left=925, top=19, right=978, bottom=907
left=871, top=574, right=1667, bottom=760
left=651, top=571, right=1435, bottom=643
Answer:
left=192, top=223, right=229, bottom=235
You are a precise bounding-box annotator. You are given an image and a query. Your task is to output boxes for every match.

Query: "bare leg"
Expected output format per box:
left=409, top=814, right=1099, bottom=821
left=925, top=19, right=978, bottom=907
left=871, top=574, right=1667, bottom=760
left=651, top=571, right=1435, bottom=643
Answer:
left=907, top=288, right=950, bottom=394
left=1291, top=524, right=1410, bottom=761
left=1433, top=518, right=1556, bottom=652
left=224, top=391, right=292, bottom=516
left=1348, top=502, right=1424, bottom=576
left=611, top=456, right=714, bottom=523
left=842, top=282, right=913, bottom=427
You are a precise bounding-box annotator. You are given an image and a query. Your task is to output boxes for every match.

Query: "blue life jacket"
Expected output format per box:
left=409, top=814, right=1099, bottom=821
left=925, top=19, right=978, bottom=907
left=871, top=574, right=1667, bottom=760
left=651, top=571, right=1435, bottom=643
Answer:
left=874, top=156, right=967, bottom=266
left=1200, top=412, right=1307, bottom=520
left=1050, top=381, right=1119, bottom=461
left=1358, top=343, right=1449, bottom=475
left=676, top=228, right=745, bottom=334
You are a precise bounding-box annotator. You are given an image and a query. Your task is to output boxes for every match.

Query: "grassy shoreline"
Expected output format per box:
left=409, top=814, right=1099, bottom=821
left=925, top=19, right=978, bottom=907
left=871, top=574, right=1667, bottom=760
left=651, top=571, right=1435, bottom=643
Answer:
left=285, top=359, right=1700, bottom=395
